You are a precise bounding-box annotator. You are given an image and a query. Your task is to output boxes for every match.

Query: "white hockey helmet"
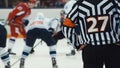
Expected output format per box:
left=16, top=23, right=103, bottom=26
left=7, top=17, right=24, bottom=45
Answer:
left=36, top=12, right=45, bottom=20
left=60, top=10, right=65, bottom=15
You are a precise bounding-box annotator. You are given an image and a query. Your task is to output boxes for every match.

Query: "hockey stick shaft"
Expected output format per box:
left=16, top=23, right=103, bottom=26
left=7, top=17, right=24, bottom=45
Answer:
left=11, top=58, right=21, bottom=67
left=33, top=39, right=42, bottom=49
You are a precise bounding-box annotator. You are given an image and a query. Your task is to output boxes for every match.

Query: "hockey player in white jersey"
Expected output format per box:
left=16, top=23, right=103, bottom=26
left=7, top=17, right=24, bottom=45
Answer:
left=0, top=19, right=10, bottom=68
left=30, top=10, right=76, bottom=56
left=19, top=12, right=58, bottom=68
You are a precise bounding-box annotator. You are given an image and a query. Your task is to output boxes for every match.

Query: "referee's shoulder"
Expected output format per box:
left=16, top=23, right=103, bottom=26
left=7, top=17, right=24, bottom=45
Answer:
left=77, top=0, right=84, bottom=2
left=76, top=0, right=83, bottom=4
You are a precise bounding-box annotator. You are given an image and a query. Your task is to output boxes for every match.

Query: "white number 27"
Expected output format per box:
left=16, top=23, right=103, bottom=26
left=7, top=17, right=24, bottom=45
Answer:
left=87, top=16, right=109, bottom=33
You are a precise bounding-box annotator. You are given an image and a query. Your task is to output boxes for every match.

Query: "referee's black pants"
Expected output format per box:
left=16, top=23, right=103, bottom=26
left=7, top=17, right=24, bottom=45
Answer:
left=82, top=44, right=120, bottom=68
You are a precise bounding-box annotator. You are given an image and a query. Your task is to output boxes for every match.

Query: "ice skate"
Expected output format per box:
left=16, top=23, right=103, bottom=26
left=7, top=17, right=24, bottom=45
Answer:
left=8, top=49, right=16, bottom=55
left=52, top=57, right=58, bottom=68
left=5, top=62, right=11, bottom=68
left=20, top=58, right=25, bottom=68
left=66, top=50, right=76, bottom=56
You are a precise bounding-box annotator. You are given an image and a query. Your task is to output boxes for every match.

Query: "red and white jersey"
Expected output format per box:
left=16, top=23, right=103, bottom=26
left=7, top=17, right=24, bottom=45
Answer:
left=8, top=2, right=31, bottom=24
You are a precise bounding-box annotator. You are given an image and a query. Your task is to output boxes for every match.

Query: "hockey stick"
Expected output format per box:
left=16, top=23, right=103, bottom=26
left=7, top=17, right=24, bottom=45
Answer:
left=11, top=58, right=21, bottom=67
left=33, top=39, right=42, bottom=49
left=10, top=40, right=42, bottom=67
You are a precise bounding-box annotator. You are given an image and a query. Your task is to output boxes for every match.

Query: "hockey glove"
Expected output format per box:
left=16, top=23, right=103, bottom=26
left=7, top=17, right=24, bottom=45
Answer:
left=23, top=19, right=29, bottom=26
left=0, top=19, right=8, bottom=26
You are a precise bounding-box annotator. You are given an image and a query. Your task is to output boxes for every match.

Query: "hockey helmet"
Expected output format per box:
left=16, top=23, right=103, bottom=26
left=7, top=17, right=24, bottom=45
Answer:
left=60, top=10, right=65, bottom=15
left=36, top=12, right=45, bottom=20
left=29, top=0, right=37, bottom=3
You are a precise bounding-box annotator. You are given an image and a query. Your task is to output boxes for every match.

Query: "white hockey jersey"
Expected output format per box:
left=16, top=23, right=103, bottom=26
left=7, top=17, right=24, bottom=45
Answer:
left=26, top=15, right=60, bottom=32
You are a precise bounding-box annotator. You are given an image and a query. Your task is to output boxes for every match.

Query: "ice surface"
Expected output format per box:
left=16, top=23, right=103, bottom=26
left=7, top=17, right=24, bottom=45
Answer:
left=0, top=39, right=83, bottom=68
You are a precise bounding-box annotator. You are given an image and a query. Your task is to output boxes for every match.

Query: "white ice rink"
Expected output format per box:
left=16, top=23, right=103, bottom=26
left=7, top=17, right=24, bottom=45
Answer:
left=0, top=38, right=83, bottom=68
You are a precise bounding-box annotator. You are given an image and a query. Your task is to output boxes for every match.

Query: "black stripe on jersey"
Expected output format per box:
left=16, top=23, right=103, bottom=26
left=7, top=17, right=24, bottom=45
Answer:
left=109, top=32, right=114, bottom=44
left=78, top=8, right=87, bottom=17
left=74, top=34, right=81, bottom=49
left=65, top=27, right=69, bottom=38
left=103, top=32, right=108, bottom=45
left=79, top=2, right=93, bottom=16
left=106, top=4, right=115, bottom=14
left=79, top=17, right=88, bottom=44
left=69, top=11, right=78, bottom=23
left=69, top=28, right=74, bottom=41
left=100, top=1, right=111, bottom=15
left=113, top=31, right=117, bottom=42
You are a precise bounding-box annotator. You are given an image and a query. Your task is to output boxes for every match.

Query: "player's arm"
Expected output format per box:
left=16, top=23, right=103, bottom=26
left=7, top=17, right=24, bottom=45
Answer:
left=48, top=18, right=59, bottom=37
left=8, top=4, right=26, bottom=26
left=50, top=18, right=59, bottom=31
left=8, top=5, right=22, bottom=21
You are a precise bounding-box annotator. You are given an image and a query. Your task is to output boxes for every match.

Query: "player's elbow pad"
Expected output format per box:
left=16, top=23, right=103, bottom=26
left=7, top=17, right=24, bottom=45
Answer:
left=48, top=28, right=55, bottom=35
left=48, top=28, right=54, bottom=32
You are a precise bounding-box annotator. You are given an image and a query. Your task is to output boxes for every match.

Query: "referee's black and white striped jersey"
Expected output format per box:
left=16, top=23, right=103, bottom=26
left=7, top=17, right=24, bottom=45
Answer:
left=62, top=0, right=120, bottom=46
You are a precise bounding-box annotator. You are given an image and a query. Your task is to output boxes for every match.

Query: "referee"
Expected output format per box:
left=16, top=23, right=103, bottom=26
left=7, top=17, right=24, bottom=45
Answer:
left=62, top=0, right=120, bottom=68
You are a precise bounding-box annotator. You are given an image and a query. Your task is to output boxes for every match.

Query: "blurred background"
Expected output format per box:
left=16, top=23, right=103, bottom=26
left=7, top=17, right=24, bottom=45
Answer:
left=0, top=0, right=68, bottom=8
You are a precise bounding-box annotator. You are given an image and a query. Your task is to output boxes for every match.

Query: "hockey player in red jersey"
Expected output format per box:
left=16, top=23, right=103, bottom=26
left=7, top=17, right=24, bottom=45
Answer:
left=7, top=0, right=37, bottom=55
